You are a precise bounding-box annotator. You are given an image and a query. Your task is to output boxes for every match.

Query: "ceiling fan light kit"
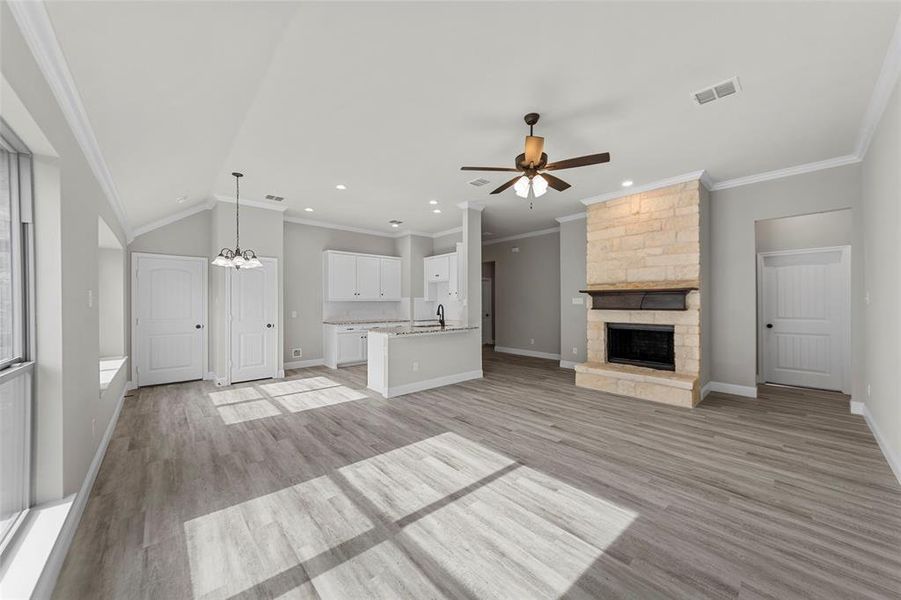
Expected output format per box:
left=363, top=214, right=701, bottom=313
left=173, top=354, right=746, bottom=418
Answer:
left=461, top=113, right=611, bottom=205
left=213, top=172, right=263, bottom=269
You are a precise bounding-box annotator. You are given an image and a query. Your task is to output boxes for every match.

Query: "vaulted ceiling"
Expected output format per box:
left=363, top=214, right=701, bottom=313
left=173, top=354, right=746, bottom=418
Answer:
left=43, top=1, right=900, bottom=238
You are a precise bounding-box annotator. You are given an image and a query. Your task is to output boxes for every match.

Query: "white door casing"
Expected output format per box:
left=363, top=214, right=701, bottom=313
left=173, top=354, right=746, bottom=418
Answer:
left=759, top=247, right=850, bottom=392
left=482, top=277, right=493, bottom=344
left=132, top=253, right=207, bottom=387
left=229, top=257, right=278, bottom=383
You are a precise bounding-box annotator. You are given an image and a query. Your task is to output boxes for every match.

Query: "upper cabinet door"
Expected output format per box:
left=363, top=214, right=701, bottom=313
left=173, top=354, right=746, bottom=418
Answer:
left=448, top=254, right=458, bottom=298
left=425, top=255, right=450, bottom=282
left=355, top=256, right=382, bottom=300
left=379, top=258, right=402, bottom=300
left=327, top=253, right=357, bottom=301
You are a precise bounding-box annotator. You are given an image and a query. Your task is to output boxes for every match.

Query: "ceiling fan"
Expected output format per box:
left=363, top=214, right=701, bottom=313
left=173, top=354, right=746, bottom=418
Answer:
left=461, top=113, right=611, bottom=202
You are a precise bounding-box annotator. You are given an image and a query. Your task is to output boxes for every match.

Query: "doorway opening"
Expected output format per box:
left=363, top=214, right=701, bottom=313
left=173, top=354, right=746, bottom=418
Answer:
left=755, top=209, right=852, bottom=393
left=481, top=261, right=495, bottom=345
left=98, top=217, right=125, bottom=394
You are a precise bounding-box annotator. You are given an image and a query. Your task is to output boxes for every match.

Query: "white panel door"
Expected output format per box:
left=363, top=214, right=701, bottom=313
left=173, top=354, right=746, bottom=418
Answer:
left=134, top=254, right=205, bottom=386
left=230, top=258, right=278, bottom=383
left=328, top=253, right=357, bottom=301
left=761, top=248, right=849, bottom=391
left=379, top=258, right=402, bottom=301
left=355, top=256, right=381, bottom=300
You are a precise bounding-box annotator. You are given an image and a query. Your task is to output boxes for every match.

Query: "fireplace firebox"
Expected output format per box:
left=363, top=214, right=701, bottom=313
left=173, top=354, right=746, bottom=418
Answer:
left=606, top=323, right=675, bottom=371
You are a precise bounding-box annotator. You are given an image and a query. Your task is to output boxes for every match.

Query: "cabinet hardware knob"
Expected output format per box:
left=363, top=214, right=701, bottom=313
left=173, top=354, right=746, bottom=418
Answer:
left=766, top=323, right=773, bottom=329
left=266, top=323, right=273, bottom=328
left=195, top=324, right=202, bottom=329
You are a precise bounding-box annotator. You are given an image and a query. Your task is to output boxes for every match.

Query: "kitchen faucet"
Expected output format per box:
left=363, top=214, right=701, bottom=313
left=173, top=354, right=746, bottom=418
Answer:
left=436, top=304, right=445, bottom=329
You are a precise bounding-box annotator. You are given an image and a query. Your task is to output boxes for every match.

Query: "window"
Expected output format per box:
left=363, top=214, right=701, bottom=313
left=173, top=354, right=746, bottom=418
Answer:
left=0, top=121, right=34, bottom=554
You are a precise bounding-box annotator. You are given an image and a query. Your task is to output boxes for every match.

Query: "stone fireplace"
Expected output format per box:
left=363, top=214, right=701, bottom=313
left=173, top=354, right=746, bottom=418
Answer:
left=575, top=180, right=706, bottom=407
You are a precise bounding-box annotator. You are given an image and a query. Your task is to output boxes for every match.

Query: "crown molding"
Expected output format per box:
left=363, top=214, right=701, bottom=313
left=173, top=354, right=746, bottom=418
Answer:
left=856, top=13, right=901, bottom=159
left=432, top=226, right=463, bottom=237
left=708, top=154, right=862, bottom=191
left=128, top=200, right=215, bottom=242
left=482, top=227, right=559, bottom=246
left=555, top=212, right=586, bottom=223
left=580, top=170, right=707, bottom=206
left=284, top=216, right=398, bottom=238
left=213, top=194, right=288, bottom=213
left=8, top=0, right=132, bottom=239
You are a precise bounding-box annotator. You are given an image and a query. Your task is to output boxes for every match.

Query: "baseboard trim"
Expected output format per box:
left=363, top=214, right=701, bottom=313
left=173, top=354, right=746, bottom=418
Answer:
left=494, top=346, right=561, bottom=361
left=559, top=360, right=578, bottom=370
left=382, top=370, right=483, bottom=398
left=284, top=358, right=325, bottom=370
left=849, top=399, right=865, bottom=415
left=32, top=384, right=128, bottom=599
left=855, top=402, right=901, bottom=486
left=701, top=381, right=758, bottom=399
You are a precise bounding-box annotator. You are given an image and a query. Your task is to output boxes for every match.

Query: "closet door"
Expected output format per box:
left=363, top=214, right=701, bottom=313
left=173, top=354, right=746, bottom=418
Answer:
left=230, top=258, right=278, bottom=383
left=133, top=254, right=206, bottom=387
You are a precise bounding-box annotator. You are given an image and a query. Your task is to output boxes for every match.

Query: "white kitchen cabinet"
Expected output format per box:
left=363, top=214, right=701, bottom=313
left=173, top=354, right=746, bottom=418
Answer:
left=424, top=255, right=450, bottom=282
left=337, top=331, right=366, bottom=364
left=324, top=251, right=402, bottom=302
left=448, top=253, right=458, bottom=299
left=327, top=252, right=357, bottom=301
left=379, top=258, right=402, bottom=300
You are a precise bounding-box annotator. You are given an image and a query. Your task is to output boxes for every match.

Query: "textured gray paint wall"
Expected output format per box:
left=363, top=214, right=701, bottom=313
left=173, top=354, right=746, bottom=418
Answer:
left=559, top=219, right=587, bottom=364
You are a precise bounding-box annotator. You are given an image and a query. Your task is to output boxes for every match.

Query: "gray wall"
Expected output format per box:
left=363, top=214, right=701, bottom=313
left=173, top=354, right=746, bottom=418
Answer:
left=709, top=163, right=862, bottom=394
left=756, top=208, right=852, bottom=253
left=699, top=185, right=712, bottom=387
left=482, top=231, right=561, bottom=356
left=98, top=248, right=125, bottom=357
left=283, top=221, right=397, bottom=363
left=3, top=3, right=130, bottom=501
left=559, top=219, right=587, bottom=365
left=432, top=230, right=462, bottom=254
left=859, top=76, right=900, bottom=465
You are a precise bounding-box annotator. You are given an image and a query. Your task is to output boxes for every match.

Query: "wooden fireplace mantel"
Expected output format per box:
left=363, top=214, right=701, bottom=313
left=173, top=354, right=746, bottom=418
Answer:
left=580, top=281, right=698, bottom=311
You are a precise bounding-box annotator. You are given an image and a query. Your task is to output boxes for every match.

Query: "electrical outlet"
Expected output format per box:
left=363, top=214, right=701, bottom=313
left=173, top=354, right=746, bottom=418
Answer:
left=91, top=418, right=96, bottom=439
left=292, top=348, right=302, bottom=358
left=88, top=289, right=93, bottom=308
left=511, top=247, right=520, bottom=253
left=530, top=338, right=535, bottom=345
left=572, top=297, right=583, bottom=305
left=867, top=384, right=871, bottom=398
left=412, top=360, right=419, bottom=372
left=291, top=310, right=298, bottom=318
left=865, top=291, right=870, bottom=305
left=572, top=347, right=578, bottom=355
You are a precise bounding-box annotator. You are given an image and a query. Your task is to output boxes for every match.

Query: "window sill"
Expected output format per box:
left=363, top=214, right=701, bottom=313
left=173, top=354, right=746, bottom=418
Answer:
left=0, top=497, right=74, bottom=599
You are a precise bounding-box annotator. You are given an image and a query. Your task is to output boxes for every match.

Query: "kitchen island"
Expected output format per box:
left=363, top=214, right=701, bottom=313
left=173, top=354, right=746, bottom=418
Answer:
left=367, top=323, right=481, bottom=398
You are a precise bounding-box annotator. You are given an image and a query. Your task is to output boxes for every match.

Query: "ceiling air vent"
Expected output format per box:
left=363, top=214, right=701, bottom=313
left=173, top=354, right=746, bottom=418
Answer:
left=265, top=194, right=284, bottom=202
left=468, top=177, right=491, bottom=187
left=692, top=76, right=741, bottom=106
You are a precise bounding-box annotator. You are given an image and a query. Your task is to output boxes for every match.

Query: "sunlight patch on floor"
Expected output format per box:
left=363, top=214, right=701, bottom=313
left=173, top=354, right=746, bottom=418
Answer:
left=184, top=431, right=638, bottom=599
left=260, top=377, right=340, bottom=396
left=183, top=475, right=375, bottom=600
left=207, top=387, right=262, bottom=406
left=274, top=386, right=368, bottom=414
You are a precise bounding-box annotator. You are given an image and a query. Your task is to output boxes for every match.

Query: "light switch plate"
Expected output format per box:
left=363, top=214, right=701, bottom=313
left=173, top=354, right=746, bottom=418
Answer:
left=572, top=297, right=583, bottom=305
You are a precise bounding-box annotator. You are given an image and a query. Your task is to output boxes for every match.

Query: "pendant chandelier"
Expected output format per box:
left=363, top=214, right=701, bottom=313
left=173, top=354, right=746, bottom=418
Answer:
left=212, top=172, right=262, bottom=269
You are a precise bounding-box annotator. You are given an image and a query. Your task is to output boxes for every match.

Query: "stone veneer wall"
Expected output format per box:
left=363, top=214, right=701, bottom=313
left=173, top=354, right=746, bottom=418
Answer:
left=577, top=181, right=703, bottom=407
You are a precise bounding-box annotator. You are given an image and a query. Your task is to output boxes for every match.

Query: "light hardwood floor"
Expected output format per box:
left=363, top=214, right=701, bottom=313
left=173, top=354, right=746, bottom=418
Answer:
left=53, top=350, right=901, bottom=599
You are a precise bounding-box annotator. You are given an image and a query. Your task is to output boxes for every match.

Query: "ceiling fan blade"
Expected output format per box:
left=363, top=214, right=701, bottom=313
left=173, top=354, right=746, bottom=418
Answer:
left=524, top=136, right=545, bottom=166
left=460, top=166, right=520, bottom=172
left=544, top=152, right=611, bottom=171
left=490, top=176, right=522, bottom=194
left=540, top=172, right=571, bottom=192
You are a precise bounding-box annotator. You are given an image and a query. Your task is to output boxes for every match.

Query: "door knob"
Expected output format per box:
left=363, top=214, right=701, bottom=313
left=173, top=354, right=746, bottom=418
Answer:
left=766, top=323, right=773, bottom=329
left=266, top=323, right=273, bottom=328
left=195, top=324, right=202, bottom=329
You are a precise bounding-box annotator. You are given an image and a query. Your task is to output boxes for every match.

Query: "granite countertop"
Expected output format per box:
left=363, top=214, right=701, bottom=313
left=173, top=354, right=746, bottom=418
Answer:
left=323, top=319, right=440, bottom=325
left=368, top=324, right=479, bottom=336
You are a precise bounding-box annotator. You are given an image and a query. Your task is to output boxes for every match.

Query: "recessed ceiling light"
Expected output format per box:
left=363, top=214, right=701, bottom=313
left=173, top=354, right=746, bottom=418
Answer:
left=389, top=219, right=403, bottom=228
left=176, top=195, right=187, bottom=203
left=621, top=180, right=633, bottom=187
left=429, top=200, right=438, bottom=205
left=305, top=207, right=314, bottom=212
left=335, top=184, right=347, bottom=190
left=432, top=208, right=441, bottom=214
